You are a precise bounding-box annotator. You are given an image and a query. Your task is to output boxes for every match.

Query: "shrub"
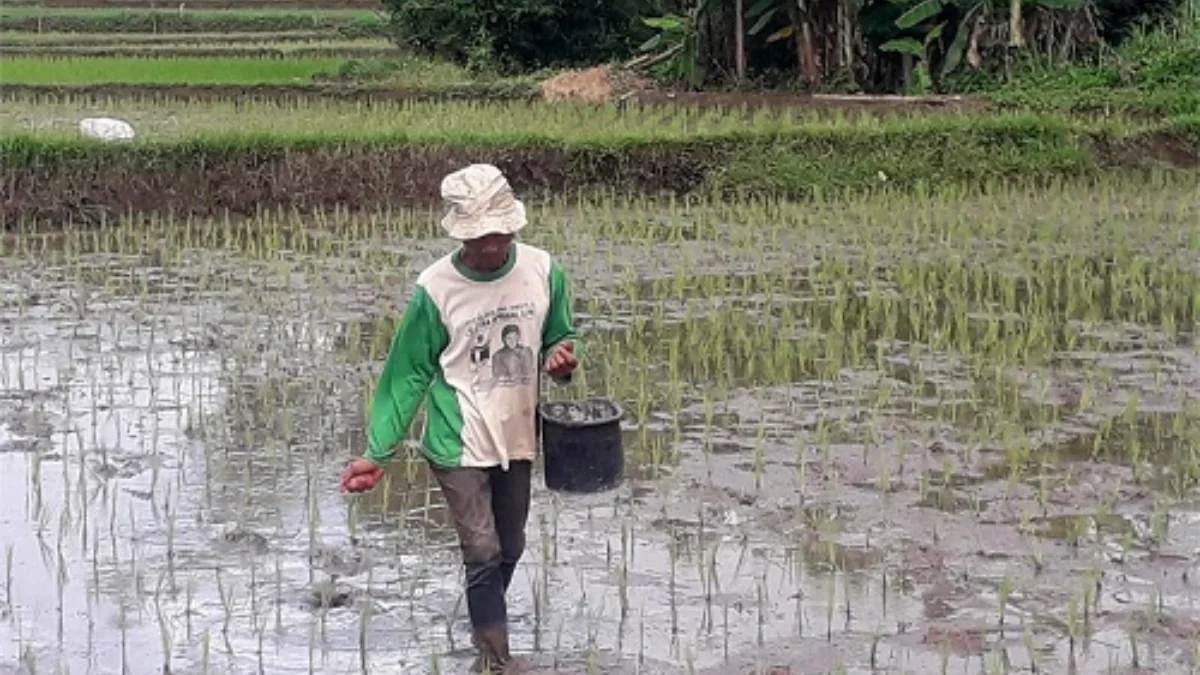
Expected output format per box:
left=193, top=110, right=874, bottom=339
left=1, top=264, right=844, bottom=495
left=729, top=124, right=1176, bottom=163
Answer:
left=382, top=0, right=656, bottom=73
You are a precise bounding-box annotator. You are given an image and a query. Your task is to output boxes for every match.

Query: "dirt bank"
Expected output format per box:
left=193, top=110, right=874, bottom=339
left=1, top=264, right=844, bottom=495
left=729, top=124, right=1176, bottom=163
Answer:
left=533, top=65, right=984, bottom=115
left=0, top=144, right=710, bottom=225
left=626, top=90, right=985, bottom=114
left=2, top=127, right=1196, bottom=225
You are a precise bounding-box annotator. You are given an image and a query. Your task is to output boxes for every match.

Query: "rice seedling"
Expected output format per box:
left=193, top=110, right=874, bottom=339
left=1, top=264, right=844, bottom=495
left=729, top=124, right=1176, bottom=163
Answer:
left=0, top=37, right=397, bottom=60
left=0, top=29, right=345, bottom=45
left=0, top=6, right=375, bottom=18
left=0, top=55, right=349, bottom=84
left=0, top=93, right=1162, bottom=143
left=0, top=172, right=1196, bottom=674
left=0, top=8, right=386, bottom=35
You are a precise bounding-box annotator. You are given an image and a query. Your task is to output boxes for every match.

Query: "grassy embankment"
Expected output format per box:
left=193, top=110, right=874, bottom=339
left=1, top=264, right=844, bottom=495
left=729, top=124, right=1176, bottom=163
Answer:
left=2, top=98, right=1197, bottom=225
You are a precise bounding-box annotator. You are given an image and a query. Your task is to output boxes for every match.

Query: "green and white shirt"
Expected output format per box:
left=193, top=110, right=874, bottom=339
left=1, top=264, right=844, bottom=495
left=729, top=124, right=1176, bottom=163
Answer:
left=365, top=241, right=579, bottom=470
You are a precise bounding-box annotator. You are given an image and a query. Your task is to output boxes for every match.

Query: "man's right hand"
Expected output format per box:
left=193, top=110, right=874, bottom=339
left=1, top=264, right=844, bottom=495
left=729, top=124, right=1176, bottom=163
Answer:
left=340, top=458, right=385, bottom=493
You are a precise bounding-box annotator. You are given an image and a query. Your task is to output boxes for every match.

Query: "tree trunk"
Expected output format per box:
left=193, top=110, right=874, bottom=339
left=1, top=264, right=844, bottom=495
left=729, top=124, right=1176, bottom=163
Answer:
left=793, top=0, right=819, bottom=84
left=735, top=0, right=746, bottom=82
left=840, top=0, right=853, bottom=76
left=1010, top=0, right=1024, bottom=47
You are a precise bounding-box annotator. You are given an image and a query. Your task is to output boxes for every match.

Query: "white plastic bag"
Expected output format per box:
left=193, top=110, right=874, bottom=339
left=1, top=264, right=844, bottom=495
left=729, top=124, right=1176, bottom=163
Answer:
left=79, top=117, right=136, bottom=142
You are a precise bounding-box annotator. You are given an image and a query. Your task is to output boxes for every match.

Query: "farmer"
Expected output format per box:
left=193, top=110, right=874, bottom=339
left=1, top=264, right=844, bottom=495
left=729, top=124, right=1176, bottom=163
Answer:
left=339, top=163, right=580, bottom=672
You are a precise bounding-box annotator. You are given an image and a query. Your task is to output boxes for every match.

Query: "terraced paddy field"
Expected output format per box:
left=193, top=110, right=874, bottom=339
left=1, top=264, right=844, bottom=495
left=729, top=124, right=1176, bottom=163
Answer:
left=0, top=37, right=395, bottom=59
left=0, top=178, right=1197, bottom=674
left=0, top=6, right=387, bottom=34
left=2, top=94, right=1196, bottom=223
left=1, top=3, right=1198, bottom=673
left=7, top=0, right=378, bottom=8
left=0, top=30, right=359, bottom=45
left=0, top=55, right=354, bottom=84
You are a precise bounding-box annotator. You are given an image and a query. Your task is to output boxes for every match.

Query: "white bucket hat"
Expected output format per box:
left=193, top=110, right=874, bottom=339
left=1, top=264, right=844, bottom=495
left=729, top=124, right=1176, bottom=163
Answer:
left=439, top=164, right=527, bottom=241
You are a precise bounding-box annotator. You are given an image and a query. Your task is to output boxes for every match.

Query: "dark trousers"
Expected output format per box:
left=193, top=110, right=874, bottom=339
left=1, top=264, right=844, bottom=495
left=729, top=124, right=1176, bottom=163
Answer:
left=430, top=459, right=532, bottom=631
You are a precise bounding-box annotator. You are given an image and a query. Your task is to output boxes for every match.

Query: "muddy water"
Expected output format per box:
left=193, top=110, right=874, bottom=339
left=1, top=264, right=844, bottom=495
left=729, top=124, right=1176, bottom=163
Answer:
left=1, top=197, right=1199, bottom=675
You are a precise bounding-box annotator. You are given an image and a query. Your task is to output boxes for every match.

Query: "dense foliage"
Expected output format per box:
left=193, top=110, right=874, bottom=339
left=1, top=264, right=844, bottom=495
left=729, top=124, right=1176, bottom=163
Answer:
left=382, top=0, right=657, bottom=72
left=381, top=0, right=1194, bottom=93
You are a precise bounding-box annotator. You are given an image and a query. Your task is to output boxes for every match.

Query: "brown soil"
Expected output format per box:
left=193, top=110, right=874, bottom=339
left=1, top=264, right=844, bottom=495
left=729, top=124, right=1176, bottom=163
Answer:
left=627, top=90, right=987, bottom=114
left=538, top=65, right=653, bottom=104
left=1, top=145, right=715, bottom=225
left=536, top=63, right=982, bottom=113
left=5, top=134, right=1196, bottom=226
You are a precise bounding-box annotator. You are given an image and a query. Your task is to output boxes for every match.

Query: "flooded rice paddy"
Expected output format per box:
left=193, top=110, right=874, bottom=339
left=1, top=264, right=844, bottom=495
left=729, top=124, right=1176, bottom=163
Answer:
left=1, top=180, right=1198, bottom=675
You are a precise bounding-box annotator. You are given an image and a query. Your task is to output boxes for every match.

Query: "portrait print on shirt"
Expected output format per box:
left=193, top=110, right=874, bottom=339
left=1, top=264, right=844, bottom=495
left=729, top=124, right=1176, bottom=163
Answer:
left=464, top=302, right=537, bottom=394
left=491, top=324, right=535, bottom=388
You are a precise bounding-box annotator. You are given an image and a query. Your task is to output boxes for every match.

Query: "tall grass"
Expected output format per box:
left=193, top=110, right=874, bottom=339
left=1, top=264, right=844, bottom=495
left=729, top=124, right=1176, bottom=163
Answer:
left=989, top=12, right=1200, bottom=116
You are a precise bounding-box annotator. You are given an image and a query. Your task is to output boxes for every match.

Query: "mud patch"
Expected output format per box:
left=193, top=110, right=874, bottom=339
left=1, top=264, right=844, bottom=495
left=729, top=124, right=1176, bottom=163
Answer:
left=540, top=398, right=623, bottom=425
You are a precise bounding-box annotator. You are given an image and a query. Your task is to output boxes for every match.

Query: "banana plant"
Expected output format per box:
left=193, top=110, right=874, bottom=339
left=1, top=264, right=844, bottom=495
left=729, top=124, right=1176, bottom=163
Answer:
left=744, top=0, right=798, bottom=45
left=878, top=0, right=1087, bottom=88
left=878, top=0, right=985, bottom=88
left=635, top=0, right=715, bottom=88
left=743, top=0, right=825, bottom=83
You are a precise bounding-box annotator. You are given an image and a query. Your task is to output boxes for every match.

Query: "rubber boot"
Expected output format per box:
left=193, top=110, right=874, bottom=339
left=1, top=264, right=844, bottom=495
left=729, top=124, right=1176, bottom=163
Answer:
left=470, top=623, right=512, bottom=674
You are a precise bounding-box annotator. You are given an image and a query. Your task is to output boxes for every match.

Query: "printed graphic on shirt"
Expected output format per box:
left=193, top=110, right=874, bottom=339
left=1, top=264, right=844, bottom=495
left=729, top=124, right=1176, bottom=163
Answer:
left=463, top=301, right=538, bottom=394
left=469, top=331, right=491, bottom=366
left=491, top=323, right=535, bottom=388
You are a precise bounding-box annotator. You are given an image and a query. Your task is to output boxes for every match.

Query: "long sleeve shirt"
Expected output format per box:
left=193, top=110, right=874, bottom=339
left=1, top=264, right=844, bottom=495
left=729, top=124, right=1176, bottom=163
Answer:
left=364, top=241, right=580, bottom=470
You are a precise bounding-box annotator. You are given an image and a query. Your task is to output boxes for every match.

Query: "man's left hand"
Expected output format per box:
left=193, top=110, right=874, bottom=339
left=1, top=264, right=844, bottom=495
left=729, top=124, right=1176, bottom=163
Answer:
left=545, top=340, right=578, bottom=379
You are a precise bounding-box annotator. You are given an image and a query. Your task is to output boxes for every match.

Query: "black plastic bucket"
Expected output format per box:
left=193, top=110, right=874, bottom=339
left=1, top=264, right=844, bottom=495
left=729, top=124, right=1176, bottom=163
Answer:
left=538, top=398, right=624, bottom=493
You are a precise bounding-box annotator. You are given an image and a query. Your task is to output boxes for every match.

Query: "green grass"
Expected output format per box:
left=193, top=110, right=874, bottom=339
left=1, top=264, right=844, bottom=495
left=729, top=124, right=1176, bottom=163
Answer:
left=0, top=9, right=386, bottom=34
left=0, top=30, right=342, bottom=45
left=987, top=16, right=1200, bottom=116
left=0, top=6, right=375, bottom=18
left=0, top=97, right=1072, bottom=141
left=0, top=55, right=350, bottom=84
left=0, top=38, right=396, bottom=59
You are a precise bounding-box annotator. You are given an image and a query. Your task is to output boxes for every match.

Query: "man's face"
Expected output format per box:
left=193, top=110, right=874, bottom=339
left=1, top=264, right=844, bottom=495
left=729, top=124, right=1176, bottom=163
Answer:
left=462, top=233, right=513, bottom=272
left=504, top=332, right=517, bottom=348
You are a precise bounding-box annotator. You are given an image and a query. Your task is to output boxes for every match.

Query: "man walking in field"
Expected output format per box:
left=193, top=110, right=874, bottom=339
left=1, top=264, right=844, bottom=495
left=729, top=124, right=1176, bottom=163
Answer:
left=339, top=163, right=580, bottom=673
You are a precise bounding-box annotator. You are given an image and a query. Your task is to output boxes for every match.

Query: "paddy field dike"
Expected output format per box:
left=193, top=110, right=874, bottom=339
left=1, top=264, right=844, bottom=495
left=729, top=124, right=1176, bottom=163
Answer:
left=1, top=2, right=1199, bottom=674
